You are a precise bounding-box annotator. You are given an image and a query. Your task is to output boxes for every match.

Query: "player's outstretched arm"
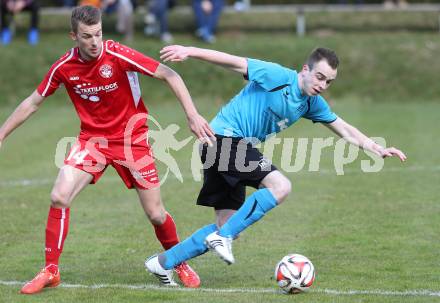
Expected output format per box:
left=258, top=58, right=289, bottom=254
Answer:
left=160, top=45, right=248, bottom=76
left=153, top=63, right=216, bottom=146
left=325, top=117, right=407, bottom=161
left=0, top=90, right=45, bottom=149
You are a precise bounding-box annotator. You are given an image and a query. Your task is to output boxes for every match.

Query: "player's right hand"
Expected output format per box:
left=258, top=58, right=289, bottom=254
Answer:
left=187, top=113, right=216, bottom=147
left=160, top=45, right=190, bottom=63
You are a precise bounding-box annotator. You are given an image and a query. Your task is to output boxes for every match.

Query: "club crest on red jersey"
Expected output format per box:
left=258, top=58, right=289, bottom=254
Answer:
left=99, top=64, right=113, bottom=78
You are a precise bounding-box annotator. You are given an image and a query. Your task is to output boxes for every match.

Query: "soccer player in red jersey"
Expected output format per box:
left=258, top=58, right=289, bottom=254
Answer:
left=0, top=5, right=215, bottom=294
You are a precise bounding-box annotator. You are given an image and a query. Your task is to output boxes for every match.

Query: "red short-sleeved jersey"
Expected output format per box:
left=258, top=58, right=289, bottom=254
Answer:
left=37, top=40, right=160, bottom=140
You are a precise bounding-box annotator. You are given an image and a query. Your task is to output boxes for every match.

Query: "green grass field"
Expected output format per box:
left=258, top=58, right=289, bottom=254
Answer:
left=0, top=17, right=439, bottom=302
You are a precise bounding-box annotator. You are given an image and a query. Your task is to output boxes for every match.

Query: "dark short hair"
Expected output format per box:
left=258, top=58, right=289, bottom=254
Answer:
left=71, top=5, right=101, bottom=33
left=307, top=48, right=339, bottom=70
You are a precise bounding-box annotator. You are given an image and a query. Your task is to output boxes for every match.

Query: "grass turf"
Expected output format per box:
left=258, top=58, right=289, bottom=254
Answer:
left=0, top=26, right=439, bottom=302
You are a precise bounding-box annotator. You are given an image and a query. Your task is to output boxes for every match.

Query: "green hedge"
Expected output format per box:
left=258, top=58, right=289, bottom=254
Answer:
left=38, top=0, right=440, bottom=8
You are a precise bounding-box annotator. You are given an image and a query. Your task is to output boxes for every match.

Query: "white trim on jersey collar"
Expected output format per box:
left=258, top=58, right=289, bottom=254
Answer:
left=41, top=48, right=75, bottom=97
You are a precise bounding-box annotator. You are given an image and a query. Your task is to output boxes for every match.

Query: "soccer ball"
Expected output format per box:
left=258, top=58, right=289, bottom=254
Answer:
left=274, top=254, right=315, bottom=294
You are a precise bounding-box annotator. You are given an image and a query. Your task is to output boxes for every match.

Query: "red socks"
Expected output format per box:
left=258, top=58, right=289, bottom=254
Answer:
left=45, top=207, right=70, bottom=273
left=43, top=208, right=177, bottom=273
left=153, top=213, right=179, bottom=250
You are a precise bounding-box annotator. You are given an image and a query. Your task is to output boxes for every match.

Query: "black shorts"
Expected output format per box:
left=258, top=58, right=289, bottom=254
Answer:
left=196, top=135, right=277, bottom=210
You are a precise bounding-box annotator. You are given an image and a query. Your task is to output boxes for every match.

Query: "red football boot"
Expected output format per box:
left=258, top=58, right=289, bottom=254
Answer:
left=20, top=267, right=61, bottom=294
left=174, top=262, right=201, bottom=288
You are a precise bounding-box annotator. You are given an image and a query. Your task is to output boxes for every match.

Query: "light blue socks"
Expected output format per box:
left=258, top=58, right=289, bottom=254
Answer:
left=219, top=188, right=277, bottom=238
left=160, top=224, right=217, bottom=269
left=158, top=189, right=277, bottom=269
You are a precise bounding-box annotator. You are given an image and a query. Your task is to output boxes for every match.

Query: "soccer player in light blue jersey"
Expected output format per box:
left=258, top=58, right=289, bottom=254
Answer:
left=145, top=45, right=407, bottom=285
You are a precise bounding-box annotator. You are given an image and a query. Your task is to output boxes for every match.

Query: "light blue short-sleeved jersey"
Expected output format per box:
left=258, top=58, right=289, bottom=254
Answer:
left=210, top=58, right=338, bottom=143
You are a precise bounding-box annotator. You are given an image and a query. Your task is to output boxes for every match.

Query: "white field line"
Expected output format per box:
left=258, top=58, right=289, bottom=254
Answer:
left=0, top=280, right=439, bottom=297
left=0, top=165, right=439, bottom=188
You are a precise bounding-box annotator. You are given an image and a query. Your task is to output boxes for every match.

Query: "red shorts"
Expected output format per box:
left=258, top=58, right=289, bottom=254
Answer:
left=64, top=136, right=159, bottom=190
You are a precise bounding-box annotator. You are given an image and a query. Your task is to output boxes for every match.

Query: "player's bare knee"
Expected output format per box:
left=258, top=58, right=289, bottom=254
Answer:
left=147, top=210, right=166, bottom=225
left=280, top=179, right=292, bottom=202
left=261, top=171, right=292, bottom=204
left=272, top=178, right=291, bottom=204
left=50, top=190, right=71, bottom=208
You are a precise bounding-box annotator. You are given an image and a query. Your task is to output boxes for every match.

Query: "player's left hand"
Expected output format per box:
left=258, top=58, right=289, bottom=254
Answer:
left=187, top=114, right=216, bottom=147
left=160, top=45, right=190, bottom=62
left=378, top=147, right=407, bottom=162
